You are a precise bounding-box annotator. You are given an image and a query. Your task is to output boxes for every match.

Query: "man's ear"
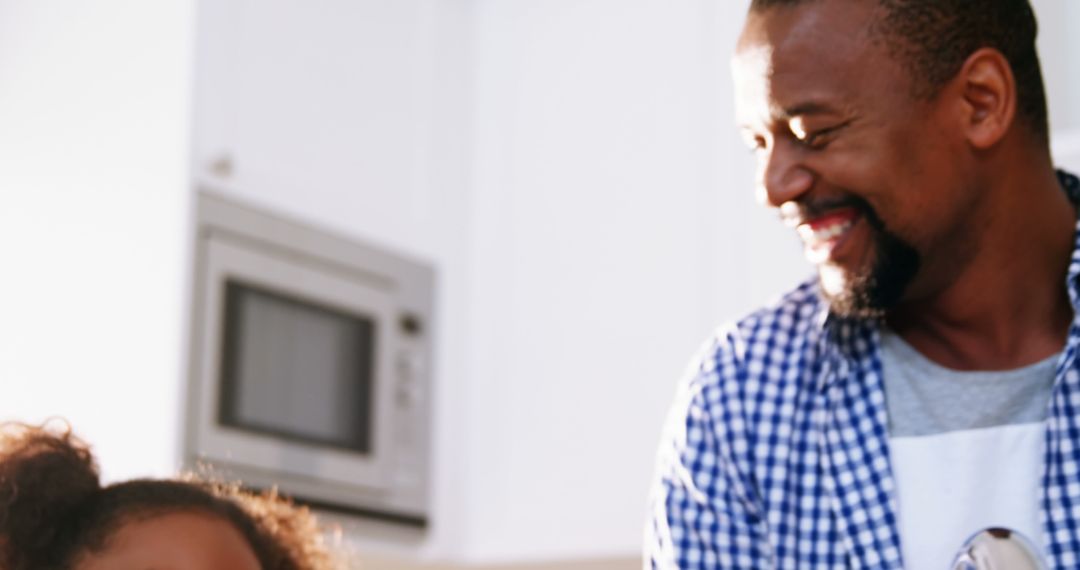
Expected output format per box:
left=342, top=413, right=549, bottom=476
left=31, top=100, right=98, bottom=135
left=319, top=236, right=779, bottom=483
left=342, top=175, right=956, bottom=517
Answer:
left=957, top=47, right=1017, bottom=150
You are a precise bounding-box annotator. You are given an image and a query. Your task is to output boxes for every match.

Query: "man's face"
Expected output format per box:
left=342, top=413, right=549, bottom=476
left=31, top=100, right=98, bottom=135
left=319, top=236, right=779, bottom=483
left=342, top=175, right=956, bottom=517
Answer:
left=733, top=0, right=980, bottom=317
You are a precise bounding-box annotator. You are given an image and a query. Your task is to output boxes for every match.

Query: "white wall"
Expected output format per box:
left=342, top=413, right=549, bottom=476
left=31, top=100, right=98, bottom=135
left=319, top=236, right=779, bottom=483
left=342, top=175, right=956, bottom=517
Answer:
left=460, top=0, right=802, bottom=562
left=1032, top=0, right=1080, bottom=172
left=0, top=0, right=193, bottom=481
left=1033, top=0, right=1080, bottom=134
left=1053, top=131, right=1080, bottom=174
left=465, top=0, right=709, bottom=560
left=1068, top=2, right=1080, bottom=134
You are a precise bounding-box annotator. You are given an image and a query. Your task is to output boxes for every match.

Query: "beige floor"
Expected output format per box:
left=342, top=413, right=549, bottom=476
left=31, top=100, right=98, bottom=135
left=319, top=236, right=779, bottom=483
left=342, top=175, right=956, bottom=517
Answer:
left=356, top=556, right=639, bottom=570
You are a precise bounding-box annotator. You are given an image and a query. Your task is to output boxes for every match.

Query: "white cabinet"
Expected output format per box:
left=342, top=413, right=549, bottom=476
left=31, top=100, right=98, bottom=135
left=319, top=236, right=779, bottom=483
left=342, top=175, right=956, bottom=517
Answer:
left=192, top=0, right=461, bottom=259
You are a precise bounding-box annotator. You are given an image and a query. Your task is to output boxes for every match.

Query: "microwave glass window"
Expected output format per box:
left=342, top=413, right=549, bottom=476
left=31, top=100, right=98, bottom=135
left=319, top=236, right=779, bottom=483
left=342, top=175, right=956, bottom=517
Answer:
left=219, top=280, right=375, bottom=453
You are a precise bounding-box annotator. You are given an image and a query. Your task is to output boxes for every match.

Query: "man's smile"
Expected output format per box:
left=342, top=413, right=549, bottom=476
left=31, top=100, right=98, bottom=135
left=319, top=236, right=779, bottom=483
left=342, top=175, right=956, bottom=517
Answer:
left=794, top=207, right=863, bottom=264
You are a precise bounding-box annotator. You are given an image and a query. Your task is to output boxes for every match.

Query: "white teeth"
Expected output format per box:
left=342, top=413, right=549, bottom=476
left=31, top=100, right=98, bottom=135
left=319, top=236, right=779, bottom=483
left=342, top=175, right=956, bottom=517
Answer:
left=800, top=219, right=854, bottom=244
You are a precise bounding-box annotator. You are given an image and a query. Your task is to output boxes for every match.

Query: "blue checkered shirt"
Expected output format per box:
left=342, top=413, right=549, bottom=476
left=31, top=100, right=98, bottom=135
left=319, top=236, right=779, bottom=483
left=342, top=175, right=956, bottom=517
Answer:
left=648, top=171, right=1080, bottom=569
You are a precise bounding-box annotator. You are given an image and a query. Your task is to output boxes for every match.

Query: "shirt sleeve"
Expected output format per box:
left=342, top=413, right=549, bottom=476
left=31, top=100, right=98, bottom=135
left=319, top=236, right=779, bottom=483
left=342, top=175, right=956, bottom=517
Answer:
left=646, top=336, right=772, bottom=569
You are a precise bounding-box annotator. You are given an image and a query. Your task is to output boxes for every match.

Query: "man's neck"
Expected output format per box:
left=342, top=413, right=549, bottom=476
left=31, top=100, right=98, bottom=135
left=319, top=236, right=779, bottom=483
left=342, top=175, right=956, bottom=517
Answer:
left=886, top=163, right=1076, bottom=372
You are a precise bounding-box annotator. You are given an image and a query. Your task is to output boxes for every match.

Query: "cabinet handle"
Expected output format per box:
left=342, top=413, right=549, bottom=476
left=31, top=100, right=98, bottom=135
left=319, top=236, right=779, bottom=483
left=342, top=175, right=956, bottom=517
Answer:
left=208, top=154, right=234, bottom=179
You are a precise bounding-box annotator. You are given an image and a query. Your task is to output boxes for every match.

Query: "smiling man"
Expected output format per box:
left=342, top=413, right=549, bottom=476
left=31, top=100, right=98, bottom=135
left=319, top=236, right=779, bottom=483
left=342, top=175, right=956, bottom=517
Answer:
left=648, top=0, right=1080, bottom=568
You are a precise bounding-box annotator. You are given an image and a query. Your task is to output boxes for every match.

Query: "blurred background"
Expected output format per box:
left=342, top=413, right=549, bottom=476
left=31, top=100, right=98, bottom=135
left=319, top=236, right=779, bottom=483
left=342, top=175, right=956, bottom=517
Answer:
left=1, top=1, right=1079, bottom=568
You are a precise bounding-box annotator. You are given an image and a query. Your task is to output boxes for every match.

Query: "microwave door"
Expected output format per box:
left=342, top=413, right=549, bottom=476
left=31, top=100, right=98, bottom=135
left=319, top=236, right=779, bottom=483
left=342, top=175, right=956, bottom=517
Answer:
left=195, top=237, right=398, bottom=490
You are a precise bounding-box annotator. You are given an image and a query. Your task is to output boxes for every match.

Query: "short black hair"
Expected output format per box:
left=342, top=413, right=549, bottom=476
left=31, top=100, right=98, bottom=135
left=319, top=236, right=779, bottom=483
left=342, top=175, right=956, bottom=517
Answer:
left=750, top=0, right=1049, bottom=143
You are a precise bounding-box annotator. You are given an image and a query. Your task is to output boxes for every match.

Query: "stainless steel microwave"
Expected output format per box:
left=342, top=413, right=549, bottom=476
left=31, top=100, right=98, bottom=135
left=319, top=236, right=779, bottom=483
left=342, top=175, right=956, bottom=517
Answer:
left=184, top=191, right=434, bottom=527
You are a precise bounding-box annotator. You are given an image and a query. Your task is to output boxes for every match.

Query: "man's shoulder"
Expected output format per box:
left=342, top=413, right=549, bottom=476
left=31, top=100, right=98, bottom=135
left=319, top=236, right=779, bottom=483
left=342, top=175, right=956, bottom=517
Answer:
left=727, top=278, right=827, bottom=343
left=684, top=278, right=830, bottom=393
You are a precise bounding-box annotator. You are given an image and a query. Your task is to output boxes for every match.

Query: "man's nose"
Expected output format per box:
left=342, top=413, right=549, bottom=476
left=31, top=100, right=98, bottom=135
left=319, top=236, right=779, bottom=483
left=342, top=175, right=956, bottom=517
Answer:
left=756, top=139, right=814, bottom=208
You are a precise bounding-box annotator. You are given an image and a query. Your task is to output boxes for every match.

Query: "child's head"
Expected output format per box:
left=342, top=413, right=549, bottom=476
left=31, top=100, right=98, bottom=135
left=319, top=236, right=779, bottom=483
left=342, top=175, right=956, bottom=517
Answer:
left=0, top=422, right=338, bottom=570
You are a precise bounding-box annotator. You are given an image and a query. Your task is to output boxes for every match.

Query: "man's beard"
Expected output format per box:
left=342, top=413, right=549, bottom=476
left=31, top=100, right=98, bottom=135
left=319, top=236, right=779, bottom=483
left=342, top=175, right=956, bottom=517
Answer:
left=819, top=198, right=921, bottom=319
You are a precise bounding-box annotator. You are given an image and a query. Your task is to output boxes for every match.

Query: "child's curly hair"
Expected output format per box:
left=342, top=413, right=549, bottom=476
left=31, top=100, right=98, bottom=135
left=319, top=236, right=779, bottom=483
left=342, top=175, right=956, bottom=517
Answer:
left=0, top=421, right=339, bottom=570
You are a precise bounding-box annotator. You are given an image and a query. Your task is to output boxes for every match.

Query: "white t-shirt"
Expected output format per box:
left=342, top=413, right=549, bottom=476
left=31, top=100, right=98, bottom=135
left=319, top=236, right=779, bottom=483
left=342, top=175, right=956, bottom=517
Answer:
left=880, top=330, right=1058, bottom=569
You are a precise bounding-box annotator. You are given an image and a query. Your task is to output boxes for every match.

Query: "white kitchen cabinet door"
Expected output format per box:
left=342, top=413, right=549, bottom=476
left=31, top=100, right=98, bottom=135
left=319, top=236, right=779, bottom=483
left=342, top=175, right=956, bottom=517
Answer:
left=191, top=0, right=450, bottom=257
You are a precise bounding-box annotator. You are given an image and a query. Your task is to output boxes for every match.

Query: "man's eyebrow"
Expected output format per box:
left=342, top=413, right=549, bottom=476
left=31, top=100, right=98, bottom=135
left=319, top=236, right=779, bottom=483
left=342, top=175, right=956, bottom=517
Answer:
left=737, top=101, right=844, bottom=131
left=778, top=101, right=839, bottom=119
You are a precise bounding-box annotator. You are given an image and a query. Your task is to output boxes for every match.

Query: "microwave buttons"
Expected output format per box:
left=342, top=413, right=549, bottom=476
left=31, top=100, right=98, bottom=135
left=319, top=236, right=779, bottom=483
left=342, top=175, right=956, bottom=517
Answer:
left=395, top=352, right=424, bottom=408
left=395, top=384, right=417, bottom=408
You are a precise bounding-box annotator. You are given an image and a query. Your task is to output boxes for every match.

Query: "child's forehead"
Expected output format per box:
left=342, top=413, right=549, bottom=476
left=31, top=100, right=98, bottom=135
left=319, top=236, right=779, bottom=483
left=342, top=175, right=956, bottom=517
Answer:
left=75, top=512, right=261, bottom=570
